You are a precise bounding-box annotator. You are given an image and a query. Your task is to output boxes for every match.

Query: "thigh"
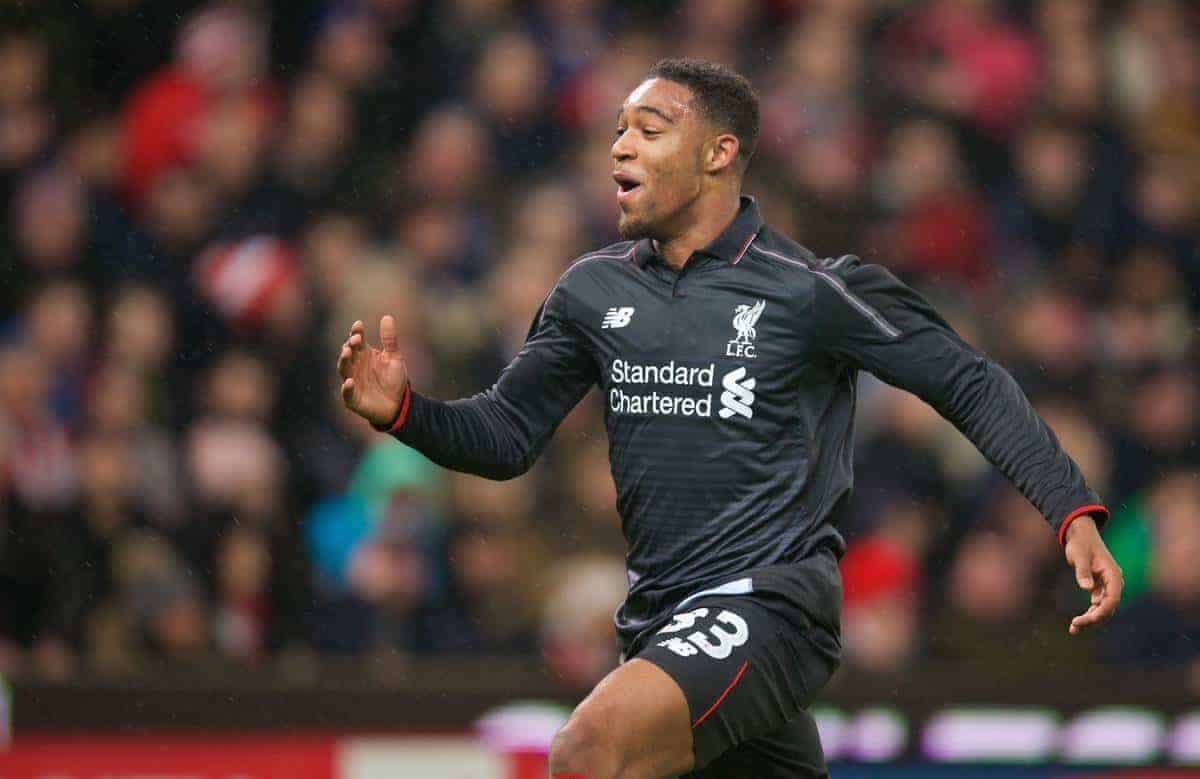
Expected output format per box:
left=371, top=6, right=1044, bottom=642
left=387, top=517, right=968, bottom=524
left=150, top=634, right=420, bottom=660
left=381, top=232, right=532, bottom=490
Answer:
left=683, top=712, right=828, bottom=779
left=564, top=656, right=695, bottom=778
left=633, top=594, right=838, bottom=771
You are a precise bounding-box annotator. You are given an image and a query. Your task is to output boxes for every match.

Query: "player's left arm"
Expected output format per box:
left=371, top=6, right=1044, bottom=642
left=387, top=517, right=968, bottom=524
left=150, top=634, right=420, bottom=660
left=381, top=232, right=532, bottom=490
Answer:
left=813, top=256, right=1122, bottom=633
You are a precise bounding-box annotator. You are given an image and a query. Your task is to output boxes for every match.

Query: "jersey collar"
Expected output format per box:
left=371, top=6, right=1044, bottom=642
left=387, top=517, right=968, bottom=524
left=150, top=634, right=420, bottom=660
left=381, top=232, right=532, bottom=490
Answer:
left=633, top=195, right=764, bottom=268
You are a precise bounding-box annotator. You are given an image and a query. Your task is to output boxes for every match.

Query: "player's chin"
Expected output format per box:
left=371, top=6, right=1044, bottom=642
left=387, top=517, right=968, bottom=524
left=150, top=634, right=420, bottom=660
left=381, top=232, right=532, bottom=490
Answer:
left=617, top=210, right=652, bottom=241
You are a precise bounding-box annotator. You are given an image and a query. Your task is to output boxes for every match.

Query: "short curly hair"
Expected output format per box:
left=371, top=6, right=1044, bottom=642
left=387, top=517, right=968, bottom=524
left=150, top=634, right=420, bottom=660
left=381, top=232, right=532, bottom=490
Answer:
left=646, top=58, right=760, bottom=171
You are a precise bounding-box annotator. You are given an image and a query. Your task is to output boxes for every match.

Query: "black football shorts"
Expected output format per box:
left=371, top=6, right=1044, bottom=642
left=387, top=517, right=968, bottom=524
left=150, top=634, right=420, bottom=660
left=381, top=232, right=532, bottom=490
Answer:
left=630, top=590, right=840, bottom=778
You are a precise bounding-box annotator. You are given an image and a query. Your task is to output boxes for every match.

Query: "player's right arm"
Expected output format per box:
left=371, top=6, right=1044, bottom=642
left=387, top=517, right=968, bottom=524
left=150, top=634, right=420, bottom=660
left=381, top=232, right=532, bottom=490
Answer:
left=338, top=282, right=596, bottom=480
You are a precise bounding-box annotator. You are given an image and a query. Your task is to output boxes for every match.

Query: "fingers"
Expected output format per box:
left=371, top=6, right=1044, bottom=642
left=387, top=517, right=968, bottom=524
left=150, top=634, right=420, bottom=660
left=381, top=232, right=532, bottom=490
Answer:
left=1092, top=560, right=1123, bottom=620
left=1069, top=606, right=1100, bottom=635
left=380, top=315, right=397, bottom=353
left=348, top=320, right=366, bottom=351
left=1070, top=599, right=1108, bottom=633
left=1073, top=555, right=1094, bottom=590
left=1069, top=559, right=1123, bottom=634
left=340, top=377, right=355, bottom=406
left=339, top=320, right=366, bottom=379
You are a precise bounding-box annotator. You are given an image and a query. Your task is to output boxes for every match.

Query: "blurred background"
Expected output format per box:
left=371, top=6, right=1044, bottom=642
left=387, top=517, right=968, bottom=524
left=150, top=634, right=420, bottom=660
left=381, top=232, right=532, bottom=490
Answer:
left=0, top=0, right=1198, bottom=776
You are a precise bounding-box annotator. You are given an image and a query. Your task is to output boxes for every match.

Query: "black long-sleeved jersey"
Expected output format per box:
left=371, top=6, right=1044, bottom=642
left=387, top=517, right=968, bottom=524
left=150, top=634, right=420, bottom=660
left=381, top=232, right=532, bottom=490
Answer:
left=383, top=196, right=1109, bottom=653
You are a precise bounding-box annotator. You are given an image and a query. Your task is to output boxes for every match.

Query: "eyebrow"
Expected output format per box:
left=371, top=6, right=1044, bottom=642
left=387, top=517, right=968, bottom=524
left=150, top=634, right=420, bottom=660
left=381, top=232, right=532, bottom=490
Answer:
left=617, top=105, right=676, bottom=124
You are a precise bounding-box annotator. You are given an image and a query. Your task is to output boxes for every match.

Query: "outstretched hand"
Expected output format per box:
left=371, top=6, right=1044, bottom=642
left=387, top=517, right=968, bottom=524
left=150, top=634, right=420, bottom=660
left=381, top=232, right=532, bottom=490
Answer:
left=337, top=316, right=408, bottom=429
left=1063, top=515, right=1123, bottom=635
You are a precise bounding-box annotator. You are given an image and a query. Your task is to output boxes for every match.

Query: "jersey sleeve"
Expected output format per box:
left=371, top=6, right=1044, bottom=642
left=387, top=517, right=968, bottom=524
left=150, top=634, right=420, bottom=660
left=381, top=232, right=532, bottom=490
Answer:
left=812, top=256, right=1108, bottom=542
left=381, top=277, right=597, bottom=480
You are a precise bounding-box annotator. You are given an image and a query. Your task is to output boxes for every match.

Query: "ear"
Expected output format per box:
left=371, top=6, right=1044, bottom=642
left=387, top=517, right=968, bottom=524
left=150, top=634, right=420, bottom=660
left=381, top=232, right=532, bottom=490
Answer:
left=704, top=133, right=741, bottom=175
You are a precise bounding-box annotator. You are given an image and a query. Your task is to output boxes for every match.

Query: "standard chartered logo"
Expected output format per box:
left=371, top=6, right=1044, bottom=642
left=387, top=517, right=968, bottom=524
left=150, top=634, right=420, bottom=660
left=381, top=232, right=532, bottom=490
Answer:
left=608, top=359, right=754, bottom=420
left=718, top=366, right=756, bottom=419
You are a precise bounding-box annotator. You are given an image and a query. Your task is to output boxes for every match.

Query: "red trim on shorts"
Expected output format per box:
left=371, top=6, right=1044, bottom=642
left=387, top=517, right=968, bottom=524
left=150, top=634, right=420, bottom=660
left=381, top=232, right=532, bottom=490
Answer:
left=1057, top=503, right=1108, bottom=547
left=691, top=659, right=750, bottom=729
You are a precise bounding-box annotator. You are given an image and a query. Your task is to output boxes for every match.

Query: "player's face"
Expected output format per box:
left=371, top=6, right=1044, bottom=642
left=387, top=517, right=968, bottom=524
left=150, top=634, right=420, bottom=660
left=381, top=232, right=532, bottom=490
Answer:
left=612, top=78, right=708, bottom=241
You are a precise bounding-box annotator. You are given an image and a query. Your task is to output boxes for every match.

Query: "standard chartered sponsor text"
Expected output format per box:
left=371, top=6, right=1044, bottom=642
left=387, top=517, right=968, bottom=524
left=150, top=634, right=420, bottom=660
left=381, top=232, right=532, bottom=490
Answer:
left=610, top=359, right=714, bottom=386
left=609, top=387, right=714, bottom=416
left=609, top=359, right=715, bottom=417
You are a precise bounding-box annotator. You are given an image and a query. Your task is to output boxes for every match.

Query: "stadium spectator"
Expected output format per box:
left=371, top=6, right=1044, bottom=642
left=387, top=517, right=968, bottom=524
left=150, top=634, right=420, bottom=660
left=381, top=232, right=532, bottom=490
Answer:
left=839, top=529, right=921, bottom=674
left=874, top=119, right=993, bottom=288
left=470, top=27, right=562, bottom=174
left=120, top=3, right=270, bottom=206
left=885, top=0, right=1040, bottom=140
left=1104, top=471, right=1200, bottom=673
left=541, top=554, right=628, bottom=690
left=427, top=516, right=544, bottom=655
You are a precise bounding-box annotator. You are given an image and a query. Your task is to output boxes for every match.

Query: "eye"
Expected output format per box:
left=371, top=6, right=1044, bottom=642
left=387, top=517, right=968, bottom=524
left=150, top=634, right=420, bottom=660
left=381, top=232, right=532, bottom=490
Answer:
left=613, top=127, right=627, bottom=140
left=643, top=128, right=661, bottom=137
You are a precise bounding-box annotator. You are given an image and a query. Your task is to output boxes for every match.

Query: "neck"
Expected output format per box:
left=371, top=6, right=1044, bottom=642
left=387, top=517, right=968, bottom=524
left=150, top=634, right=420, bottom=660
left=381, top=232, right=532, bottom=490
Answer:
left=656, top=188, right=741, bottom=270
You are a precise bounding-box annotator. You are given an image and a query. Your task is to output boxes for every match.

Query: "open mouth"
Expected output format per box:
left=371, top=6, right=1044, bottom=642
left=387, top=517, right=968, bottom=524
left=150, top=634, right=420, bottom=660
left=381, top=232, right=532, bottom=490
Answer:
left=613, top=171, right=643, bottom=202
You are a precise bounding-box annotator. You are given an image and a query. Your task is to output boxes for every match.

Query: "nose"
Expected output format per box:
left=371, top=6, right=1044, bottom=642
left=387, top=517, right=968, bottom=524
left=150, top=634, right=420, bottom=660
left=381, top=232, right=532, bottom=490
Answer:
left=612, top=132, right=634, bottom=163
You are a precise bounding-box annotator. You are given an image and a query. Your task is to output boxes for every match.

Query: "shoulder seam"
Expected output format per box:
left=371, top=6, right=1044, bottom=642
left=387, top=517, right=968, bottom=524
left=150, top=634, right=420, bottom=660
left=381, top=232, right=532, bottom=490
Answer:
left=748, top=245, right=901, bottom=339
left=557, top=241, right=637, bottom=291
left=544, top=243, right=637, bottom=328
left=571, top=242, right=638, bottom=266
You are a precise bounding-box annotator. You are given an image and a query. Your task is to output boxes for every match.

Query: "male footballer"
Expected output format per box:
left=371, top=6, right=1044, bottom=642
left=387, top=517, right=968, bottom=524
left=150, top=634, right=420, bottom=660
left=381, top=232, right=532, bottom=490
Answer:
left=337, top=58, right=1122, bottom=779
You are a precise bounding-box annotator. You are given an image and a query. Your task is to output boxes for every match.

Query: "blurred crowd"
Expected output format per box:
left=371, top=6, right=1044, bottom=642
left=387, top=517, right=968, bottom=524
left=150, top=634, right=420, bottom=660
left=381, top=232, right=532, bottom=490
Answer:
left=0, top=0, right=1197, bottom=693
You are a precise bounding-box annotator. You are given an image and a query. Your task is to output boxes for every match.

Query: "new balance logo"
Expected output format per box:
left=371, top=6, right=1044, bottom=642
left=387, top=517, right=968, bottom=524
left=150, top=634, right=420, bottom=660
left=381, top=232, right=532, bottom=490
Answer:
left=718, top=367, right=756, bottom=419
left=601, top=306, right=635, bottom=329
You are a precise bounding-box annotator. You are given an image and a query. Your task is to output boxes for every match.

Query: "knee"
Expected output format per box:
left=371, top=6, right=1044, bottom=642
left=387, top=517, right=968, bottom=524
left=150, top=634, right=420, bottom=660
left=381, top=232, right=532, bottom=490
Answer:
left=549, top=708, right=622, bottom=779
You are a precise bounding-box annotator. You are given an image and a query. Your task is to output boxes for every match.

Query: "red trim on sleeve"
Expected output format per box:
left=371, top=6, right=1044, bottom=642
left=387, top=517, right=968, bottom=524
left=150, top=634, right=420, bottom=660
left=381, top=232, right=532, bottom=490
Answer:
left=387, top=383, right=413, bottom=434
left=1057, top=503, right=1108, bottom=547
left=692, top=660, right=750, bottom=729
left=372, top=383, right=412, bottom=435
